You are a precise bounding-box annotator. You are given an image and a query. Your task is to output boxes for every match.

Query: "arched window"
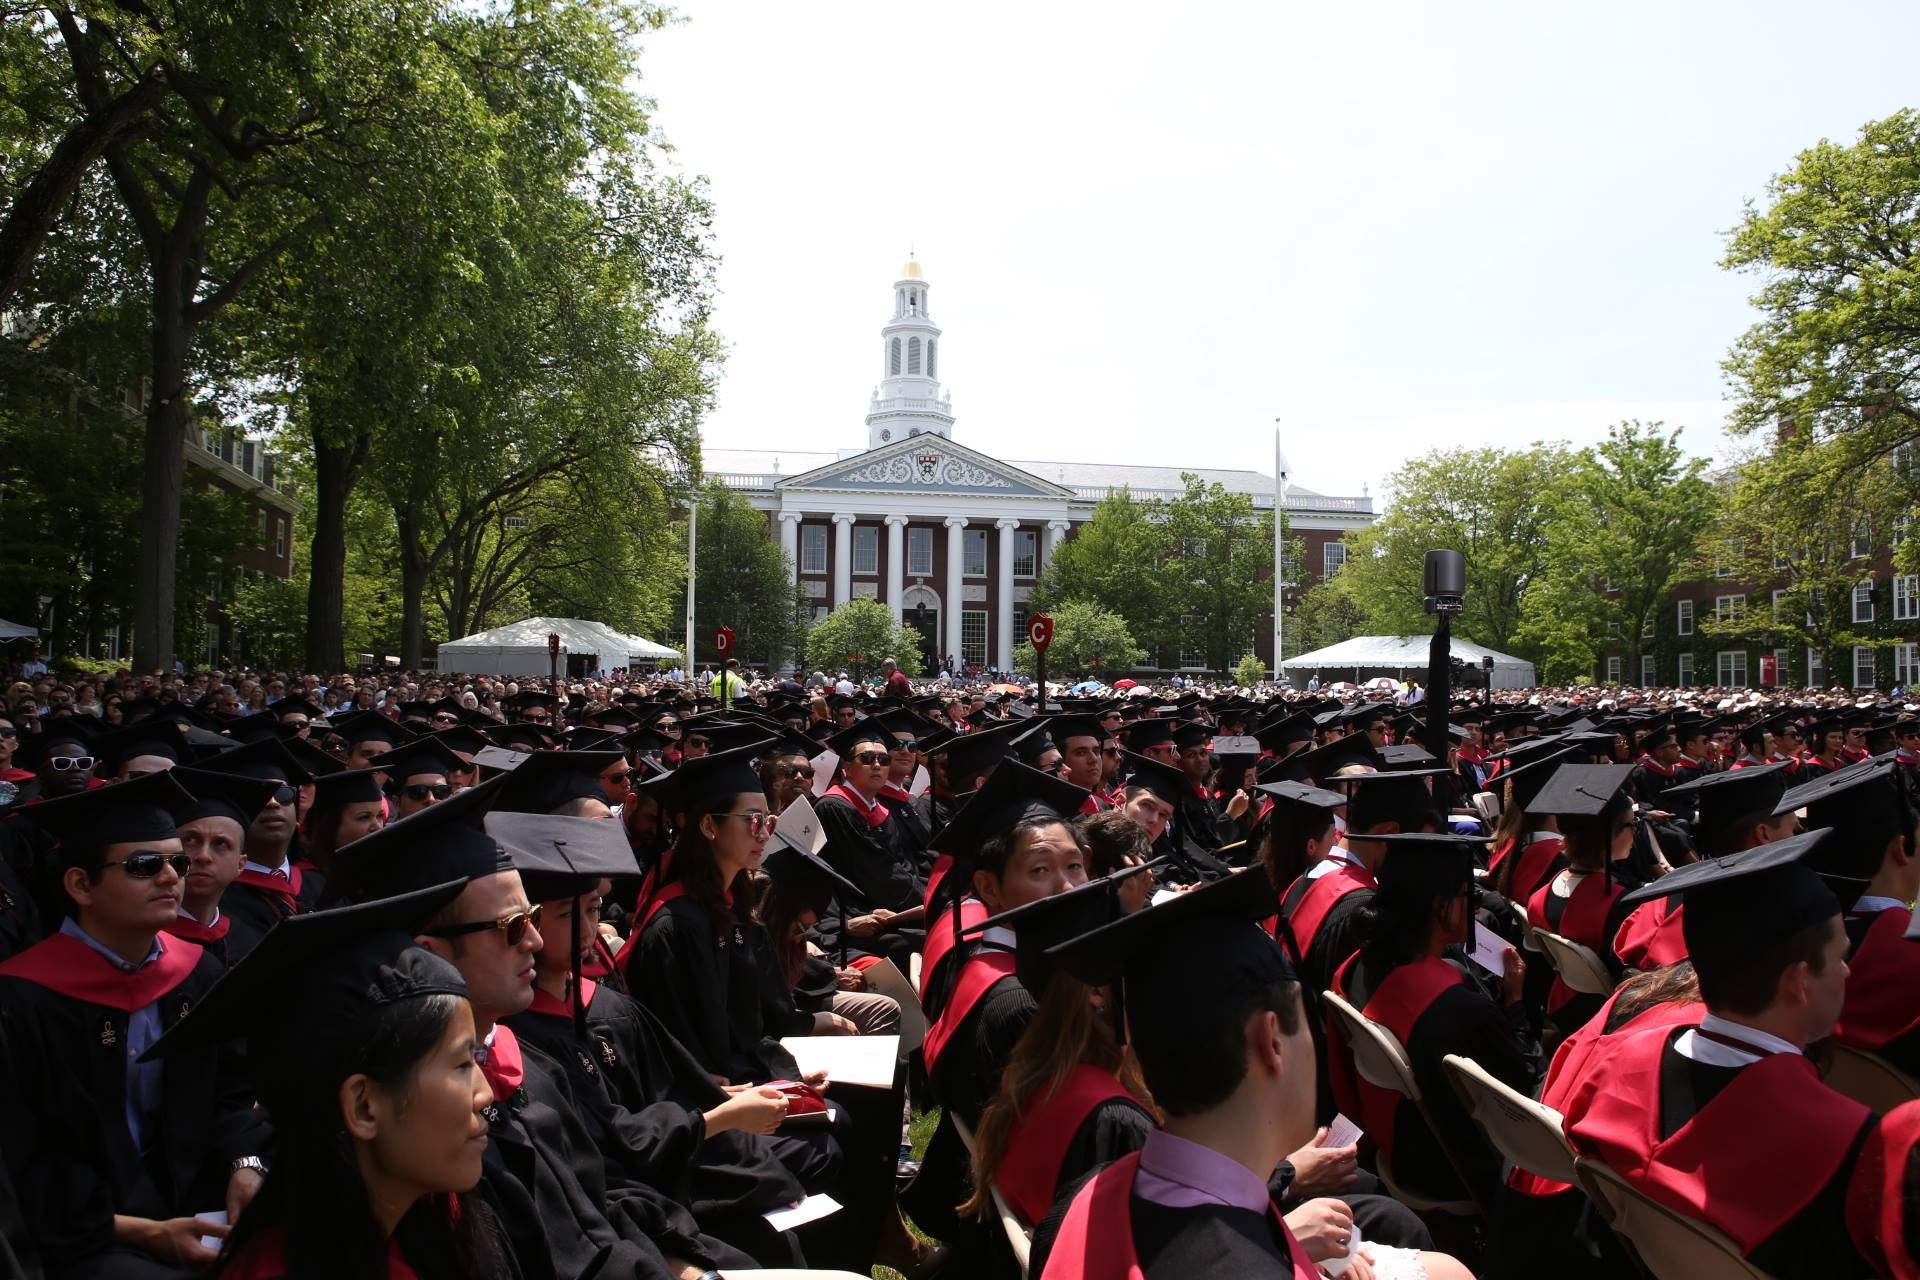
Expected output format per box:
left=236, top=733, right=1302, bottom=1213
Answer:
left=907, top=336, right=921, bottom=374
left=889, top=338, right=902, bottom=375
left=927, top=339, right=937, bottom=379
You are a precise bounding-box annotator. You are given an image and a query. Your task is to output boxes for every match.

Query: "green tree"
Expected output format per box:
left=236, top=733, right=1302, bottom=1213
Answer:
left=1289, top=580, right=1367, bottom=658
left=1162, top=475, right=1276, bottom=676
left=685, top=481, right=810, bottom=671
left=804, top=599, right=917, bottom=683
left=1233, top=654, right=1267, bottom=688
left=1032, top=489, right=1174, bottom=657
left=1012, top=600, right=1145, bottom=681
left=1723, top=109, right=1920, bottom=499
left=1329, top=445, right=1574, bottom=659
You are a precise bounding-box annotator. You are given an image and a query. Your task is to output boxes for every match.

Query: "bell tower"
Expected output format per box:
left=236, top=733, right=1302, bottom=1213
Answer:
left=865, top=257, right=955, bottom=449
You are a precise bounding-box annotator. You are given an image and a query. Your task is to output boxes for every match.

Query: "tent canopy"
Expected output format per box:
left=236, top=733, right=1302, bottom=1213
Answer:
left=1281, top=635, right=1537, bottom=690
left=0, top=618, right=38, bottom=641
left=437, top=616, right=675, bottom=677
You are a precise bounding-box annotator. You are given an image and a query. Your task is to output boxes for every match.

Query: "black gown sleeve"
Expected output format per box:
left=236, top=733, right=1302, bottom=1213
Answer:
left=630, top=906, right=732, bottom=1081
left=1053, top=1098, right=1155, bottom=1206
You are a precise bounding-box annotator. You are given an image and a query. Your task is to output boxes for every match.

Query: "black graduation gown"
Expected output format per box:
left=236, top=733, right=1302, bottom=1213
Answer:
left=0, top=856, right=37, bottom=966
left=913, top=792, right=957, bottom=844
left=816, top=796, right=925, bottom=968
left=217, top=863, right=326, bottom=962
left=628, top=895, right=800, bottom=1085
left=1342, top=952, right=1541, bottom=1203
left=0, top=948, right=268, bottom=1273
left=1655, top=1047, right=1874, bottom=1278
left=480, top=1036, right=742, bottom=1280
left=1300, top=886, right=1371, bottom=1009
left=1176, top=788, right=1236, bottom=852
left=928, top=968, right=1036, bottom=1129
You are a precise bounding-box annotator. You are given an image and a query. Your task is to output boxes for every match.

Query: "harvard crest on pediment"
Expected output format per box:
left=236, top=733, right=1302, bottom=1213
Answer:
left=777, top=435, right=1071, bottom=498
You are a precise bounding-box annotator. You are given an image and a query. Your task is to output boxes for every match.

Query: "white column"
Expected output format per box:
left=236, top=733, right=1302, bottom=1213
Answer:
left=1043, top=519, right=1071, bottom=571
left=776, top=512, right=802, bottom=585
left=944, top=516, right=968, bottom=666
left=831, top=513, right=855, bottom=607
left=884, top=515, right=908, bottom=619
left=996, top=518, right=1019, bottom=672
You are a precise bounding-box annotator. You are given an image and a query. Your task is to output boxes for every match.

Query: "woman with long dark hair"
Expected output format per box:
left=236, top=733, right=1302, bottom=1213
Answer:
left=301, top=768, right=387, bottom=876
left=148, top=883, right=508, bottom=1280
left=1521, top=764, right=1639, bottom=1034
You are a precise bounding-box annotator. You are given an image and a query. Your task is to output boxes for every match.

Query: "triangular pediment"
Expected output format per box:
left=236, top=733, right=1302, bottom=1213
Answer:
left=777, top=436, right=1073, bottom=498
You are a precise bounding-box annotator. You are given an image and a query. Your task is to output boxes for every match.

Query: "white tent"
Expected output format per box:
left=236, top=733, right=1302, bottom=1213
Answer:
left=436, top=616, right=676, bottom=677
left=0, top=618, right=37, bottom=641
left=1282, top=635, right=1537, bottom=690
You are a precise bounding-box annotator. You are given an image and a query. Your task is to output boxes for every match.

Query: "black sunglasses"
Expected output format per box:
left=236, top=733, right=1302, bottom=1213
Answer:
left=103, top=851, right=191, bottom=879
left=782, top=765, right=815, bottom=780
left=849, top=750, right=891, bottom=767
left=403, top=783, right=454, bottom=801
left=426, top=904, right=543, bottom=947
left=686, top=736, right=712, bottom=749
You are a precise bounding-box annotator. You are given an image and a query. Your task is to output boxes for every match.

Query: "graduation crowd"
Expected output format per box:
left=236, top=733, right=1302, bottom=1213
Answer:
left=1, top=661, right=1919, bottom=1279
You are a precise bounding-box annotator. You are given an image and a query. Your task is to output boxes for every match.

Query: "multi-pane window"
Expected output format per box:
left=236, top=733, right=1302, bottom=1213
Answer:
left=1323, top=541, right=1348, bottom=580
left=273, top=516, right=286, bottom=559
left=1772, top=649, right=1789, bottom=686
left=1717, top=650, right=1748, bottom=688
left=963, top=529, right=988, bottom=576
left=257, top=510, right=268, bottom=551
left=908, top=527, right=933, bottom=575
left=1714, top=594, right=1745, bottom=623
left=1605, top=656, right=1622, bottom=683
left=1641, top=654, right=1656, bottom=686
left=1896, top=643, right=1920, bottom=687
left=1676, top=599, right=1694, bottom=635
left=961, top=610, right=988, bottom=667
left=1896, top=574, right=1919, bottom=622
left=1677, top=652, right=1695, bottom=686
left=1851, top=519, right=1872, bottom=560
left=1772, top=589, right=1787, bottom=621
left=1855, top=646, right=1878, bottom=689
left=852, top=525, right=877, bottom=575
left=1012, top=602, right=1030, bottom=647
left=1013, top=530, right=1037, bottom=578
left=1641, top=614, right=1655, bottom=640
left=1810, top=646, right=1827, bottom=688
left=1854, top=579, right=1876, bottom=623
left=801, top=526, right=828, bottom=574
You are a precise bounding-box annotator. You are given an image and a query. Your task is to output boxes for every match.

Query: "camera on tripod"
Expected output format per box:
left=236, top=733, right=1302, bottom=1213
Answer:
left=1423, top=550, right=1466, bottom=616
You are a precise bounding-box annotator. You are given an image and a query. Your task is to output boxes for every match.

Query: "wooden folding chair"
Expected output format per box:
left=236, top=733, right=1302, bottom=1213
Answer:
left=1530, top=926, right=1617, bottom=997
left=1819, top=1040, right=1920, bottom=1113
left=1321, top=990, right=1481, bottom=1217
left=1442, top=1054, right=1576, bottom=1186
left=1574, top=1157, right=1773, bottom=1279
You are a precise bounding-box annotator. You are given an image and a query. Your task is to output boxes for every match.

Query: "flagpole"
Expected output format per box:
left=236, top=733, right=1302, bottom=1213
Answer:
left=1273, top=419, right=1288, bottom=685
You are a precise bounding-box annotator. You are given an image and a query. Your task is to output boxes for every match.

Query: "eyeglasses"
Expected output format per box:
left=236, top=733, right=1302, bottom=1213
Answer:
left=1101, top=747, right=1123, bottom=757
left=892, top=739, right=918, bottom=752
left=103, top=851, right=191, bottom=879
left=48, top=755, right=95, bottom=771
left=264, top=785, right=299, bottom=807
left=432, top=712, right=460, bottom=724
left=849, top=751, right=891, bottom=767
left=403, top=783, right=454, bottom=801
left=602, top=770, right=631, bottom=785
left=522, top=713, right=551, bottom=724
left=714, top=811, right=778, bottom=835
left=427, top=904, right=543, bottom=947
left=782, top=765, right=815, bottom=780
left=0, top=728, right=16, bottom=740
left=686, top=736, right=712, bottom=749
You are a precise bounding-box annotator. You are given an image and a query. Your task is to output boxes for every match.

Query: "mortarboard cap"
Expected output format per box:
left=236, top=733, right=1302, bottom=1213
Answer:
left=432, top=725, right=492, bottom=760
left=762, top=843, right=866, bottom=918
left=374, top=737, right=465, bottom=786
left=924, top=717, right=1029, bottom=785
left=18, top=769, right=196, bottom=860
left=1342, top=767, right=1448, bottom=831
left=961, top=864, right=1156, bottom=995
left=269, top=696, right=327, bottom=722
left=1379, top=742, right=1437, bottom=770
left=88, top=721, right=185, bottom=775
left=170, top=767, right=281, bottom=831
left=1367, top=831, right=1486, bottom=899
left=486, top=722, right=556, bottom=753
left=310, top=766, right=386, bottom=810
left=927, top=759, right=1088, bottom=871
left=1618, top=828, right=1841, bottom=969
left=1659, top=762, right=1793, bottom=848
left=329, top=710, right=413, bottom=749
left=493, top=749, right=625, bottom=815
left=1292, top=732, right=1386, bottom=784
left=488, top=811, right=638, bottom=903
left=328, top=775, right=511, bottom=903
left=1779, top=757, right=1920, bottom=891
left=1524, top=763, right=1636, bottom=822
left=639, top=742, right=770, bottom=816
left=1117, top=750, right=1186, bottom=810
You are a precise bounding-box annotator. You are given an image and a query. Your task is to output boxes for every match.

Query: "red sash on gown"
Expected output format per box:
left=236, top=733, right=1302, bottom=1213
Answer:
left=1846, top=1098, right=1920, bottom=1280
left=1612, top=898, right=1688, bottom=970
left=919, top=896, right=989, bottom=1001
left=1837, top=906, right=1920, bottom=1051
left=1527, top=872, right=1623, bottom=1014
left=1039, top=1151, right=1317, bottom=1280
left=1504, top=835, right=1567, bottom=904
left=1327, top=954, right=1462, bottom=1161
left=920, top=949, right=1016, bottom=1074
left=232, top=862, right=304, bottom=917
left=0, top=931, right=201, bottom=1012
left=481, top=1023, right=527, bottom=1104
left=996, top=1064, right=1132, bottom=1226
left=1506, top=992, right=1704, bottom=1197
left=163, top=912, right=232, bottom=948
left=823, top=784, right=888, bottom=828
left=1564, top=1025, right=1871, bottom=1253
left=1284, top=862, right=1376, bottom=960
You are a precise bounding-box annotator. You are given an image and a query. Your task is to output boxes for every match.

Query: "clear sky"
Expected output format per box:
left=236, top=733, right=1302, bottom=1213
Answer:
left=640, top=1, right=1920, bottom=501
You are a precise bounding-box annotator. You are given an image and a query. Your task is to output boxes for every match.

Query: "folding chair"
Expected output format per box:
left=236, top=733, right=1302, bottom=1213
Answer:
left=1442, top=1054, right=1576, bottom=1186
left=1819, top=1041, right=1920, bottom=1113
left=1530, top=927, right=1617, bottom=997
left=952, top=1115, right=1034, bottom=1276
left=1574, top=1157, right=1772, bottom=1280
left=1321, top=990, right=1481, bottom=1217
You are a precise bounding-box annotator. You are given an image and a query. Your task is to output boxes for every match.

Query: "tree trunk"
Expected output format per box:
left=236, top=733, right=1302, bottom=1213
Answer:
left=0, top=67, right=166, bottom=309
left=305, top=427, right=369, bottom=672
left=132, top=261, right=191, bottom=673
left=395, top=506, right=431, bottom=669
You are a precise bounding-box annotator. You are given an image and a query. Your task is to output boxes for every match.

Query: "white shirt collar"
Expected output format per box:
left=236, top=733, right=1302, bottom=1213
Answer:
left=1675, top=1012, right=1802, bottom=1066
left=1851, top=896, right=1907, bottom=916
left=177, top=906, right=220, bottom=927
left=242, top=857, right=290, bottom=878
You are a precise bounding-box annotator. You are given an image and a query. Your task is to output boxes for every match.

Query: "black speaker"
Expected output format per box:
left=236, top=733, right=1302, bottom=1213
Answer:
left=1424, top=550, right=1466, bottom=598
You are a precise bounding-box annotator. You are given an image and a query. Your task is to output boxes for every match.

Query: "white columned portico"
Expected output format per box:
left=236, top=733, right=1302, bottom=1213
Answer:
left=884, top=515, right=908, bottom=619
left=1042, top=519, right=1071, bottom=571
left=995, top=518, right=1019, bottom=672
left=777, top=512, right=802, bottom=585
left=831, top=513, right=855, bottom=607
left=943, top=516, right=968, bottom=665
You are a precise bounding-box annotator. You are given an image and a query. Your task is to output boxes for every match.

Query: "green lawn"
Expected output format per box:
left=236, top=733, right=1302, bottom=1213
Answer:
left=872, top=1105, right=943, bottom=1279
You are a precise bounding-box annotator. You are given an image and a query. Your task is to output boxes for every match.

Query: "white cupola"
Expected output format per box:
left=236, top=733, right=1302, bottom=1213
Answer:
left=865, top=257, right=955, bottom=448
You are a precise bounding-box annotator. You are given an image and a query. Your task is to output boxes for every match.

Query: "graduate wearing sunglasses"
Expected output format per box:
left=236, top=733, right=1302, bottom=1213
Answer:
left=812, top=718, right=928, bottom=971
left=0, top=770, right=272, bottom=1274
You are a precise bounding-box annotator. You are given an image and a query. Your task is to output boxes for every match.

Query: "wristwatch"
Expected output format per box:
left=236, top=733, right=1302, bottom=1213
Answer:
left=231, top=1155, right=268, bottom=1176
